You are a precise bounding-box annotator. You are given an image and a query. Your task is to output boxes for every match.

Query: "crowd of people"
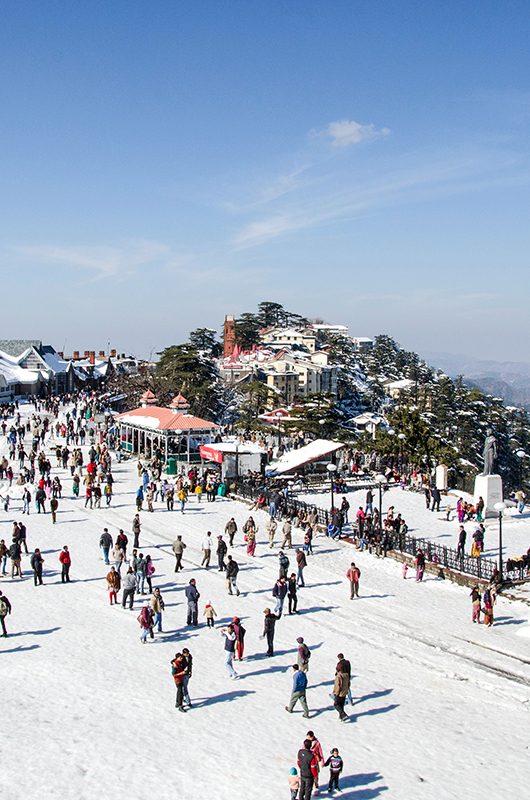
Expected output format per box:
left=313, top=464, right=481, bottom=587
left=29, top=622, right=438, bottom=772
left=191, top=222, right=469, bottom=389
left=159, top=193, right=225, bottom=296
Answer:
left=1, top=390, right=525, bottom=799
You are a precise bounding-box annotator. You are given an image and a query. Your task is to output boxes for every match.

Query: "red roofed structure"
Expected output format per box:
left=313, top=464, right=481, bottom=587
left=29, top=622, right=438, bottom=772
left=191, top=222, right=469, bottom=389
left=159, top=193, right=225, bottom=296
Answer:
left=116, top=399, right=219, bottom=464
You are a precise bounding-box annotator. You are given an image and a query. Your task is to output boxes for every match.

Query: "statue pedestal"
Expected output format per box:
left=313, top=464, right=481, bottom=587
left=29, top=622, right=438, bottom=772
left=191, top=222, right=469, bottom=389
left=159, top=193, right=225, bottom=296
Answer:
left=474, top=474, right=503, bottom=518
left=435, top=464, right=448, bottom=491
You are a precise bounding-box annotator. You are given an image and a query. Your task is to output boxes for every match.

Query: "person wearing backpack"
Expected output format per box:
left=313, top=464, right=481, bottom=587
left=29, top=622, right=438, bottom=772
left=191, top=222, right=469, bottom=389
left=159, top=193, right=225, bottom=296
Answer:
left=296, top=636, right=311, bottom=673
left=30, top=548, right=44, bottom=586
left=0, top=590, right=12, bottom=636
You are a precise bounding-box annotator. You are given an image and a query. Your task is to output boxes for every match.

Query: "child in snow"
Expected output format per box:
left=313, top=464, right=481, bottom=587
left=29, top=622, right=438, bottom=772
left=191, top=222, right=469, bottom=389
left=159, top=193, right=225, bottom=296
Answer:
left=203, top=601, right=217, bottom=628
left=324, top=748, right=344, bottom=793
left=288, top=767, right=300, bottom=799
left=401, top=562, right=408, bottom=579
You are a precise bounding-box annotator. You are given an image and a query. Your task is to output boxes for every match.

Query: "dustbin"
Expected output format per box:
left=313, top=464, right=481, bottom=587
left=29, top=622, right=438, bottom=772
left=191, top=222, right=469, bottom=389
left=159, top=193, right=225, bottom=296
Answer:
left=166, top=457, right=177, bottom=475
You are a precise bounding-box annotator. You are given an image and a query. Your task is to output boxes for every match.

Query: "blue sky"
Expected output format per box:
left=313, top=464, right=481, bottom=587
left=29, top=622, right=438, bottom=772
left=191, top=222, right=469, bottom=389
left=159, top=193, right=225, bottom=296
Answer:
left=1, top=1, right=529, bottom=361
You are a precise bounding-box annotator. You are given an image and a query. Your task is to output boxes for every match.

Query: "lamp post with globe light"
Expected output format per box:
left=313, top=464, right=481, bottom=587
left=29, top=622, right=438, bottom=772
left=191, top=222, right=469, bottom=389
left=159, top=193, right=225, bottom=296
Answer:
left=494, top=501, right=506, bottom=581
left=375, top=473, right=386, bottom=535
left=327, top=463, right=337, bottom=514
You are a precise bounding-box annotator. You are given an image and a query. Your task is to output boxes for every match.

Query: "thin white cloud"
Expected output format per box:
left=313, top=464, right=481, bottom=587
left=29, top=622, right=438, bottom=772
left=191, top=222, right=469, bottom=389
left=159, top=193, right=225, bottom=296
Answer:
left=231, top=151, right=518, bottom=250
left=312, top=119, right=391, bottom=148
left=9, top=239, right=184, bottom=281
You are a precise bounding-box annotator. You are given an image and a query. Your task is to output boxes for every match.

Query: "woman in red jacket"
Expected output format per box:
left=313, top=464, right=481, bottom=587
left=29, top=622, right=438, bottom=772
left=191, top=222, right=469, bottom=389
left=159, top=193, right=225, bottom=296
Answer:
left=171, top=653, right=187, bottom=712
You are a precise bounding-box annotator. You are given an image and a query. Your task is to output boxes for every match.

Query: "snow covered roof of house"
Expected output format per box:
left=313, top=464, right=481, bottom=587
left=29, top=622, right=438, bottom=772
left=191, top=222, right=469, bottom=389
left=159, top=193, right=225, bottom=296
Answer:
left=42, top=351, right=72, bottom=374
left=350, top=412, right=386, bottom=426
left=385, top=378, right=415, bottom=390
left=0, top=350, right=41, bottom=385
left=0, top=339, right=42, bottom=357
left=115, top=406, right=219, bottom=432
left=266, top=438, right=345, bottom=476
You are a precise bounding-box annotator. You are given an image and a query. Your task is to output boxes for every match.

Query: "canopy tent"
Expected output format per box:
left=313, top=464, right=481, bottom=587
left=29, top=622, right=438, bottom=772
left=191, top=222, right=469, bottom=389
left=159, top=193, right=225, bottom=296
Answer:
left=265, top=438, right=344, bottom=476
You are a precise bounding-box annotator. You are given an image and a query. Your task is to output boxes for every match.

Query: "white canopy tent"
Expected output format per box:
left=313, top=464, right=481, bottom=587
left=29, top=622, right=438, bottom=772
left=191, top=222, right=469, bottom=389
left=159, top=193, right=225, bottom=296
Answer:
left=265, top=438, right=344, bottom=476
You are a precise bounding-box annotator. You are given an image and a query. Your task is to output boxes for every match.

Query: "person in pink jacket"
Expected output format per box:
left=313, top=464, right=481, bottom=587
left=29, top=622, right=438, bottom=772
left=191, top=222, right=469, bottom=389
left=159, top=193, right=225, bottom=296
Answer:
left=138, top=602, right=153, bottom=643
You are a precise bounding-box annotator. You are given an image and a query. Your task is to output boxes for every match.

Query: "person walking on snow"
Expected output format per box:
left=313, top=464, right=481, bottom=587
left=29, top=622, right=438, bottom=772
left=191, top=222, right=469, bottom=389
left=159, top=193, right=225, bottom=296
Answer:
left=138, top=602, right=153, bottom=643
left=107, top=566, right=121, bottom=604
left=226, top=555, right=240, bottom=596
left=132, top=515, right=141, bottom=549
left=296, top=637, right=311, bottom=672
left=470, top=586, right=482, bottom=623
left=346, top=562, right=361, bottom=598
left=232, top=616, right=246, bottom=660
left=203, top=601, right=217, bottom=628
left=150, top=587, right=165, bottom=632
left=59, top=546, right=71, bottom=583
left=296, top=548, right=306, bottom=587
left=201, top=532, right=213, bottom=568
left=415, top=549, right=425, bottom=582
left=171, top=653, right=187, bottom=712
left=100, top=528, right=113, bottom=565
left=285, top=664, right=310, bottom=717
left=172, top=535, right=186, bottom=572
left=288, top=574, right=298, bottom=614
left=181, top=648, right=193, bottom=707
left=0, top=591, right=12, bottom=637
left=185, top=579, right=200, bottom=626
left=121, top=567, right=136, bottom=609
left=262, top=608, right=279, bottom=656
left=273, top=576, right=288, bottom=617
left=297, top=739, right=319, bottom=800
left=225, top=517, right=237, bottom=547
left=306, top=731, right=325, bottom=793
left=217, top=535, right=227, bottom=571
left=30, top=548, right=44, bottom=586
left=324, top=748, right=344, bottom=794
left=221, top=624, right=238, bottom=678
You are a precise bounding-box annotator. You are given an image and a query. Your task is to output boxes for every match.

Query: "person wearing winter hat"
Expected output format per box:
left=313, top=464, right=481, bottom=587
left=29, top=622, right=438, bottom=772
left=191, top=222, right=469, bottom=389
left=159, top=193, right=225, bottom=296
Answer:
left=288, top=767, right=300, bottom=799
left=296, top=636, right=311, bottom=673
left=203, top=601, right=217, bottom=628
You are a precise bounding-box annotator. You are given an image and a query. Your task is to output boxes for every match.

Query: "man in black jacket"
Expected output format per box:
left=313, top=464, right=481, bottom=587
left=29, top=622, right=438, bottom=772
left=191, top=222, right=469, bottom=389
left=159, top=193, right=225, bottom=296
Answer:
left=226, top=555, right=240, bottom=596
left=0, top=590, right=12, bottom=636
left=185, top=579, right=200, bottom=626
left=263, top=608, right=279, bottom=656
left=30, top=548, right=44, bottom=586
left=217, top=535, right=227, bottom=571
left=297, top=738, right=318, bottom=800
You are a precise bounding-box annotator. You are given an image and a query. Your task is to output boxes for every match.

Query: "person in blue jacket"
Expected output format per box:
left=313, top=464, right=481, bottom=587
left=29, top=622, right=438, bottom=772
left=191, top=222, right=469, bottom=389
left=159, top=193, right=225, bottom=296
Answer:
left=285, top=664, right=310, bottom=717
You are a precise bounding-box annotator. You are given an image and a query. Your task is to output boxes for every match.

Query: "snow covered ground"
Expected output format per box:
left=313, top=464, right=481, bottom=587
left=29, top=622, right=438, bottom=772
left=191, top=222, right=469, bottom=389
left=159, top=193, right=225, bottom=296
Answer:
left=297, top=485, right=530, bottom=560
left=1, top=415, right=529, bottom=800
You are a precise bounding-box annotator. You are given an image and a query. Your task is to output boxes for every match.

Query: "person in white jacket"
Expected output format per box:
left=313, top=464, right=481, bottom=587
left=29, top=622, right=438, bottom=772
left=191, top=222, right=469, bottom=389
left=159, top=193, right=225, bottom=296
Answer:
left=221, top=625, right=238, bottom=678
left=201, top=532, right=213, bottom=569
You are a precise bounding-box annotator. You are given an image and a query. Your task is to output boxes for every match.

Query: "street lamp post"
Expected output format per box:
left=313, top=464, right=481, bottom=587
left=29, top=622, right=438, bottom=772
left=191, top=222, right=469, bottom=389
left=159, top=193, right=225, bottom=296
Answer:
left=494, top=501, right=506, bottom=581
left=375, top=473, right=386, bottom=536
left=327, top=463, right=337, bottom=514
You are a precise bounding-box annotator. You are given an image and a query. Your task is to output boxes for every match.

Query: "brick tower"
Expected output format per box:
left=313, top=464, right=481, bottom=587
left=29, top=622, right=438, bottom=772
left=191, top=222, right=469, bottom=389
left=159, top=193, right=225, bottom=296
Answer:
left=223, top=315, right=236, bottom=357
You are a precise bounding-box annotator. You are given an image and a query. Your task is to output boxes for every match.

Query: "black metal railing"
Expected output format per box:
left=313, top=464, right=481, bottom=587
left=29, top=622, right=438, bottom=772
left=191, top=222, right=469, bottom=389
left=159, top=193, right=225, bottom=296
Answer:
left=232, top=479, right=527, bottom=584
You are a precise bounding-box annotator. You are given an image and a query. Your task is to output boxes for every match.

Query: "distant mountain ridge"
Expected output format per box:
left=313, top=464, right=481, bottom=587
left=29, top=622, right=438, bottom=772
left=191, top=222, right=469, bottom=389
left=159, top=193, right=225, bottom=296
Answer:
left=421, top=351, right=530, bottom=408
